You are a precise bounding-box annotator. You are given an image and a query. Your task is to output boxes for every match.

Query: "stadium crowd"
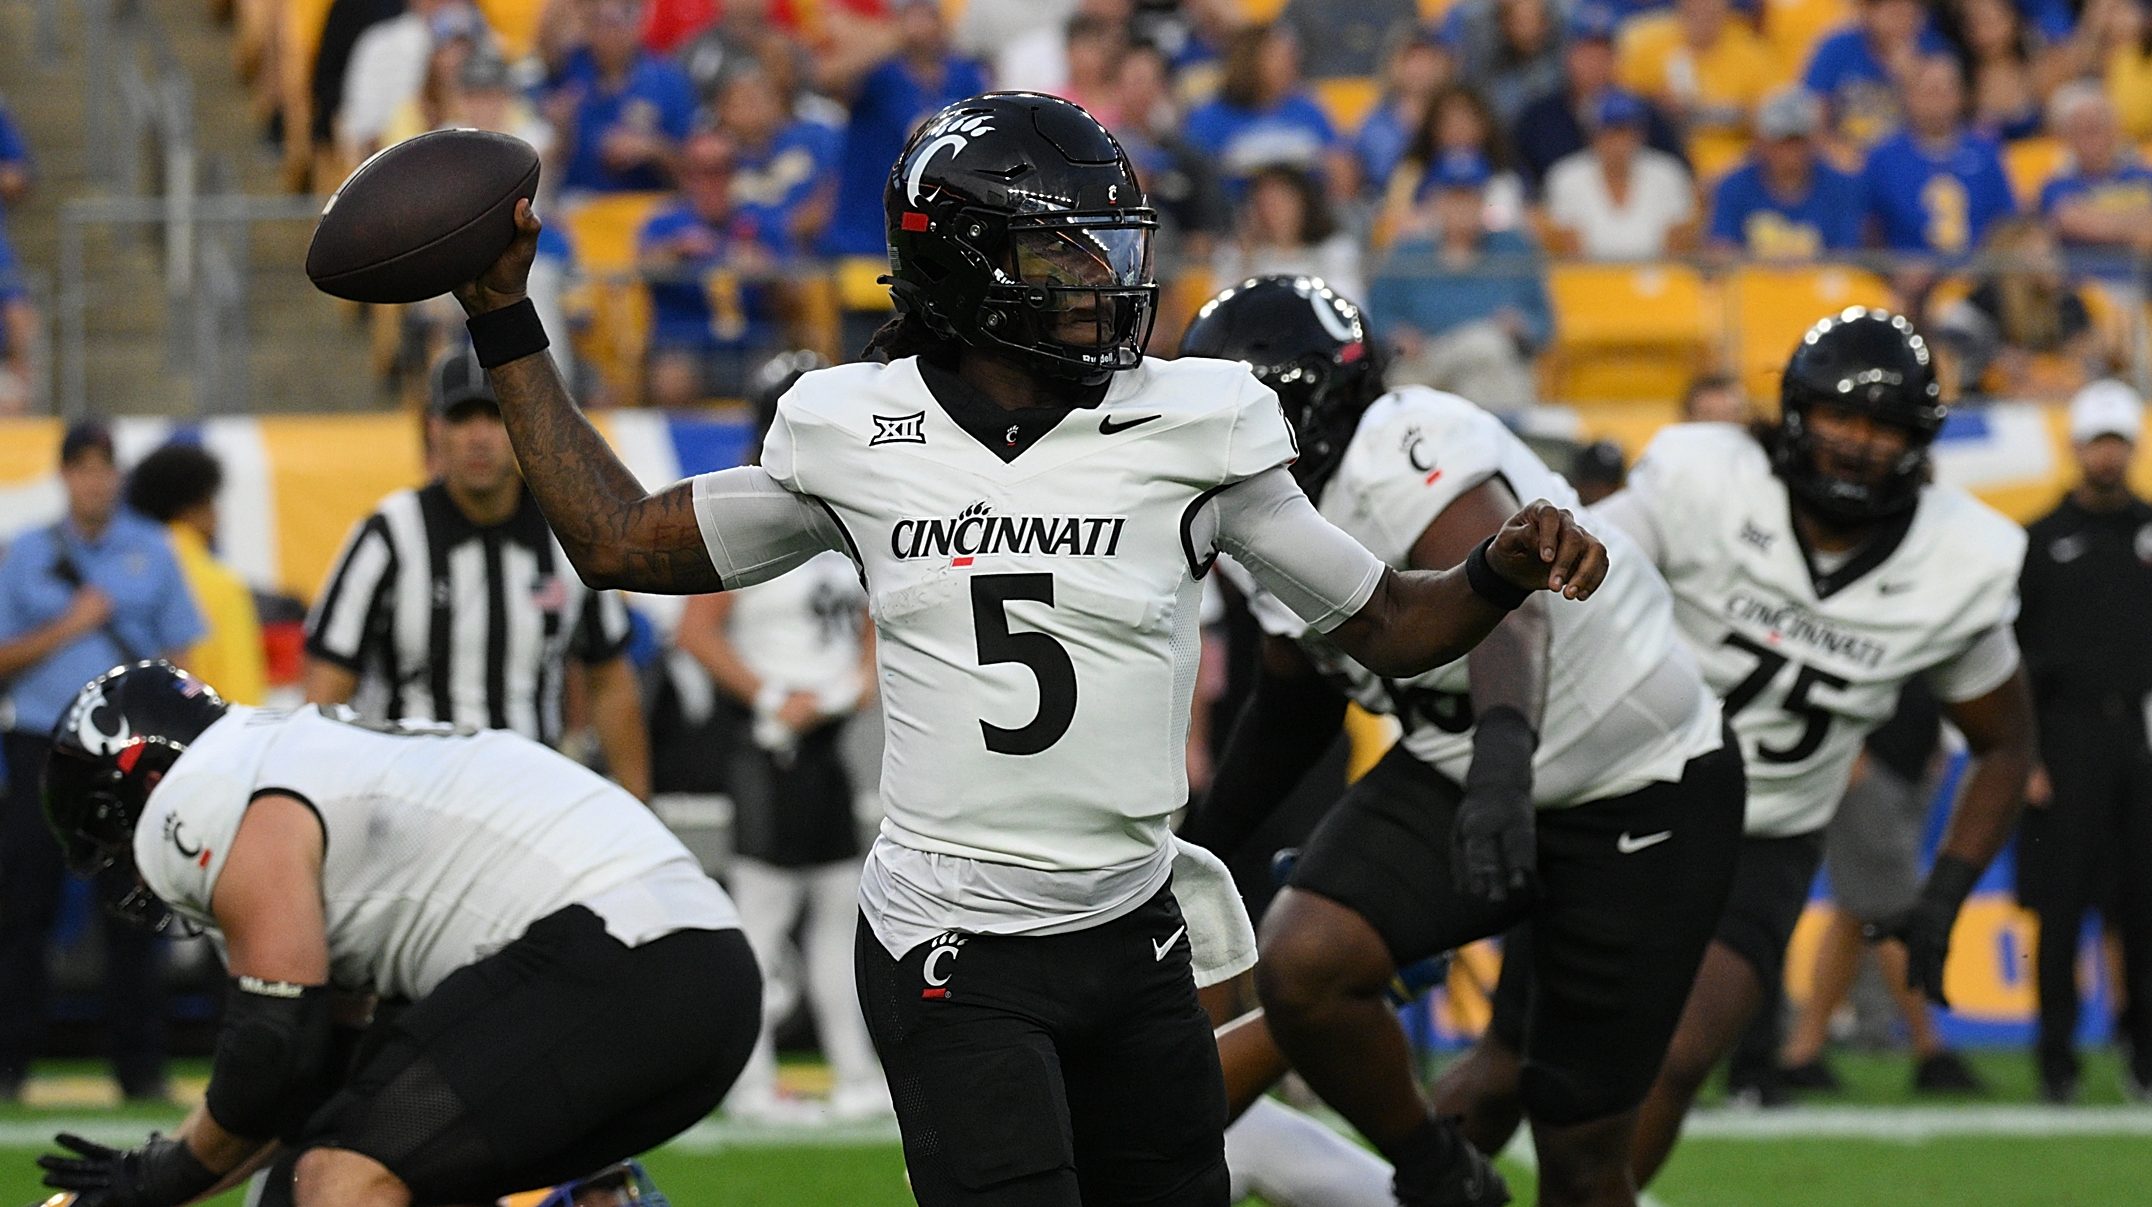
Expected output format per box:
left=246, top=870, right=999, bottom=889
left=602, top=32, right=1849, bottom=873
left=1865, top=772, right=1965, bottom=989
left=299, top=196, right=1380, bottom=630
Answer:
left=167, top=0, right=2151, bottom=410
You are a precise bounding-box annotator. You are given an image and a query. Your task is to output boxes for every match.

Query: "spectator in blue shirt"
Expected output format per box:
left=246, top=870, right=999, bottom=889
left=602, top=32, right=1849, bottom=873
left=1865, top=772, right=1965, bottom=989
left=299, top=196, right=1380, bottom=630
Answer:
left=0, top=95, right=30, bottom=214
left=1183, top=24, right=1352, bottom=202
left=1511, top=4, right=1688, bottom=191
left=816, top=0, right=989, bottom=257
left=1860, top=55, right=2016, bottom=255
left=548, top=0, right=700, bottom=193
left=1368, top=150, right=1552, bottom=412
left=1803, top=0, right=1949, bottom=145
left=1109, top=42, right=1228, bottom=261
left=715, top=66, right=838, bottom=256
left=1440, top=0, right=1569, bottom=126
left=638, top=130, right=786, bottom=406
left=2039, top=82, right=2152, bottom=278
left=1708, top=88, right=1866, bottom=258
left=1352, top=28, right=1451, bottom=192
left=0, top=423, right=204, bottom=1104
left=0, top=230, right=32, bottom=414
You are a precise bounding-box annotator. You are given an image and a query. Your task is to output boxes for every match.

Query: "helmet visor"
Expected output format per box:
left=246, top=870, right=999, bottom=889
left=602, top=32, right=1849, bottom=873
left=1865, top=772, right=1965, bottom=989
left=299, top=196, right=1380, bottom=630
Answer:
left=1010, top=226, right=1153, bottom=290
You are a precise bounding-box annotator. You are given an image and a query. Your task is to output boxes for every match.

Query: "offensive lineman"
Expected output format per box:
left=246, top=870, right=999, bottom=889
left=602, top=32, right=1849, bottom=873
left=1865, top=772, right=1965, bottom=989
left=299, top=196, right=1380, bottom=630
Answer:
left=32, top=662, right=758, bottom=1207
left=448, top=91, right=1610, bottom=1205
left=1178, top=277, right=1746, bottom=1207
left=1437, top=309, right=2037, bottom=1186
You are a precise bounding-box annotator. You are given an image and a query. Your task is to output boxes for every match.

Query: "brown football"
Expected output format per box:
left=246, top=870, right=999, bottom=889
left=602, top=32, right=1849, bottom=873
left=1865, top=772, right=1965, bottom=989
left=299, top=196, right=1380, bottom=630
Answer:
left=305, top=128, right=540, bottom=304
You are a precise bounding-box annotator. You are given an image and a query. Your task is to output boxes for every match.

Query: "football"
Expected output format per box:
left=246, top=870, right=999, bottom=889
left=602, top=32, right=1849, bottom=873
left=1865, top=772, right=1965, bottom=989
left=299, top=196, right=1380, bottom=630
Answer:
left=304, top=128, right=540, bottom=304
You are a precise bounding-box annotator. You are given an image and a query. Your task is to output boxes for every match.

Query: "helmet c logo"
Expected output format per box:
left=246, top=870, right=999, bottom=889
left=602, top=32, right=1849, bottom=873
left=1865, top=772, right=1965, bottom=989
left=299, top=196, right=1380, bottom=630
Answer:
left=70, top=683, right=134, bottom=756
left=904, top=116, right=996, bottom=206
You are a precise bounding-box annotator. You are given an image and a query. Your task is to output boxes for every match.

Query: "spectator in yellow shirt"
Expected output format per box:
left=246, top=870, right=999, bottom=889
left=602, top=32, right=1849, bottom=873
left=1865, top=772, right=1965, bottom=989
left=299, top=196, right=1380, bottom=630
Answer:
left=1619, top=0, right=1784, bottom=178
left=125, top=442, right=267, bottom=705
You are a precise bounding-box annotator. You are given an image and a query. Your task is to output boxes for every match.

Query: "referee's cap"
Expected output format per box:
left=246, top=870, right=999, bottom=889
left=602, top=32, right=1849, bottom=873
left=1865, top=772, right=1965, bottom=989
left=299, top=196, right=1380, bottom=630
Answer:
left=2069, top=379, right=2144, bottom=445
left=430, top=346, right=500, bottom=420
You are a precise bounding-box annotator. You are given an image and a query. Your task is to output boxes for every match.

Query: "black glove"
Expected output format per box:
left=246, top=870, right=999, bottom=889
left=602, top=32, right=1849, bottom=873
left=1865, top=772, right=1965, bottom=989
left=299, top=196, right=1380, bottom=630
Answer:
left=1452, top=706, right=1538, bottom=903
left=1865, top=855, right=1980, bottom=1008
left=37, top=1132, right=218, bottom=1207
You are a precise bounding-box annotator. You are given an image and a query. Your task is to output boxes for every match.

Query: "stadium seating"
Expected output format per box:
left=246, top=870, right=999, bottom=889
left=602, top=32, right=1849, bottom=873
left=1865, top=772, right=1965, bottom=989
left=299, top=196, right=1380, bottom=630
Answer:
left=1726, top=263, right=1892, bottom=402
left=559, top=192, right=672, bottom=406
left=2003, top=138, right=2067, bottom=210
left=1312, top=77, right=1382, bottom=136
left=1545, top=262, right=1716, bottom=404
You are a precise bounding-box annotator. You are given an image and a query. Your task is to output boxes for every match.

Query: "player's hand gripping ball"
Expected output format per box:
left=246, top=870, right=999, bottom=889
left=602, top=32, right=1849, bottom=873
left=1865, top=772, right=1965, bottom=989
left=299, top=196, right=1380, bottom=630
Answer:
left=306, top=129, right=540, bottom=304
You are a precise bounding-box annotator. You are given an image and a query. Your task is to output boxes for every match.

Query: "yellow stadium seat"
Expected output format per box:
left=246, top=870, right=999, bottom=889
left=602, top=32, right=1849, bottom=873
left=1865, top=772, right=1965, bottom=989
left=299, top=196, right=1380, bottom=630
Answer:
left=1726, top=264, right=1891, bottom=403
left=559, top=192, right=672, bottom=406
left=1418, top=0, right=1461, bottom=21
left=2003, top=138, right=2067, bottom=210
left=838, top=257, right=895, bottom=312
left=1313, top=77, right=1382, bottom=135
left=1237, top=0, right=1290, bottom=21
left=1688, top=132, right=1753, bottom=191
left=474, top=0, right=545, bottom=61
left=1545, top=263, right=1716, bottom=404
left=1762, top=0, right=1852, bottom=81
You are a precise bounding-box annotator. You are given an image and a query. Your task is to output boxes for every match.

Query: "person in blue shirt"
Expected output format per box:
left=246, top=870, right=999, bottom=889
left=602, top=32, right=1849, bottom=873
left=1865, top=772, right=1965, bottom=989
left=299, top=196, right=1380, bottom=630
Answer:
left=1352, top=28, right=1450, bottom=193
left=715, top=66, right=838, bottom=257
left=815, top=0, right=988, bottom=258
left=1511, top=4, right=1688, bottom=191
left=1708, top=88, right=1865, bottom=258
left=1368, top=150, right=1552, bottom=412
left=0, top=95, right=29, bottom=214
left=2039, top=83, right=2152, bottom=279
left=0, top=422, right=204, bottom=1104
left=637, top=130, right=786, bottom=406
left=1182, top=23, right=1351, bottom=202
left=1860, top=55, right=2016, bottom=255
left=548, top=0, right=700, bottom=194
left=1803, top=0, right=1951, bottom=145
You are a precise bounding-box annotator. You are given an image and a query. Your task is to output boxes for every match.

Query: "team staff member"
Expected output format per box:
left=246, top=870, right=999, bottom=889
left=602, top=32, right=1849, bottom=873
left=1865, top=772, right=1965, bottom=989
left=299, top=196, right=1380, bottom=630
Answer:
left=33, top=662, right=755, bottom=1206
left=2016, top=379, right=2152, bottom=1104
left=450, top=91, right=1608, bottom=1207
left=126, top=441, right=268, bottom=706
left=304, top=347, right=649, bottom=799
left=0, top=422, right=202, bottom=1104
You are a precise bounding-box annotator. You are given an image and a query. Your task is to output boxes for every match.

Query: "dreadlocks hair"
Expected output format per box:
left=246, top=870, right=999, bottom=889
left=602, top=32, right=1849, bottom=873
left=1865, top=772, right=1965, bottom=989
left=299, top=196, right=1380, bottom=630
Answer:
left=861, top=309, right=959, bottom=364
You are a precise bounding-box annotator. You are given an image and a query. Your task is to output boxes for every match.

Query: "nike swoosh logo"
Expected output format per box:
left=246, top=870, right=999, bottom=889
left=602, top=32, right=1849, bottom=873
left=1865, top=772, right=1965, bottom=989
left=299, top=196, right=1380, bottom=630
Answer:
left=1100, top=413, right=1161, bottom=435
left=1152, top=925, right=1186, bottom=961
left=1617, top=830, right=1673, bottom=854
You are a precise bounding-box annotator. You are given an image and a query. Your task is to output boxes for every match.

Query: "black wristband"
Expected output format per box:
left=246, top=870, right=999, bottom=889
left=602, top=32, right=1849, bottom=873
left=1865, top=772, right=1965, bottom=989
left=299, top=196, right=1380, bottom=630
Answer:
left=1920, top=854, right=1981, bottom=913
left=465, top=297, right=549, bottom=368
left=1464, top=536, right=1533, bottom=611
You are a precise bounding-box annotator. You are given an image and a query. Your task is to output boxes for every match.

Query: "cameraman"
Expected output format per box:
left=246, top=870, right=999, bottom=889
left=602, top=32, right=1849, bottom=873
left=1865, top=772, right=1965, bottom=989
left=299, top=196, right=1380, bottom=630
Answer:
left=0, top=421, right=202, bottom=1103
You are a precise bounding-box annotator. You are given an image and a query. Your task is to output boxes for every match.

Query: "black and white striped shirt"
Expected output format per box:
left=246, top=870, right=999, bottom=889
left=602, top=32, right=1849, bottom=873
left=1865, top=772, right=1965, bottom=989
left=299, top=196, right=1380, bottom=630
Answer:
left=304, top=483, right=633, bottom=747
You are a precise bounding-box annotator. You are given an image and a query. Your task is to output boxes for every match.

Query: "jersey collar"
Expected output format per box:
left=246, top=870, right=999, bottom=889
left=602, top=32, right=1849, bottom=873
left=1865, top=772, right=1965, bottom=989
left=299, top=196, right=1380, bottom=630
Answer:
left=1788, top=495, right=1918, bottom=600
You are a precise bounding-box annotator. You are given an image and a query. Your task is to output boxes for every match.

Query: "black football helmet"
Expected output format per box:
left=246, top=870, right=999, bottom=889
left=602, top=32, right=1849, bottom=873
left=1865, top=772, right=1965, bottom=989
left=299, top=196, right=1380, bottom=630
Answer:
left=884, top=91, right=1158, bottom=386
left=1775, top=307, right=1945, bottom=524
left=1179, top=275, right=1385, bottom=492
left=44, top=661, right=227, bottom=930
left=748, top=348, right=829, bottom=432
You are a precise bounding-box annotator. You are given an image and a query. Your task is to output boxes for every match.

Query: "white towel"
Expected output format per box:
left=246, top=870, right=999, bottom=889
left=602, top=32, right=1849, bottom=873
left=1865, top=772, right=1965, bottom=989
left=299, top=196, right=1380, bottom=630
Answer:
left=1170, top=837, right=1259, bottom=989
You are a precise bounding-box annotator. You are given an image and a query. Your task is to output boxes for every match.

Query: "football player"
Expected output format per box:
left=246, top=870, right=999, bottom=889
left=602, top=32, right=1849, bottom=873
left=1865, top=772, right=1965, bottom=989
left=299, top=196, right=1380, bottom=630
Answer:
left=31, top=663, right=758, bottom=1207
left=1435, top=309, right=2036, bottom=1186
left=1179, top=277, right=1746, bottom=1207
left=449, top=91, right=1609, bottom=1206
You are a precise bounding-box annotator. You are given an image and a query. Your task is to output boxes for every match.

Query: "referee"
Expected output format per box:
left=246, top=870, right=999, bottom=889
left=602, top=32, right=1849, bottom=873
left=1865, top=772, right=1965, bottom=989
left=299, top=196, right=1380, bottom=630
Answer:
left=303, top=347, right=650, bottom=798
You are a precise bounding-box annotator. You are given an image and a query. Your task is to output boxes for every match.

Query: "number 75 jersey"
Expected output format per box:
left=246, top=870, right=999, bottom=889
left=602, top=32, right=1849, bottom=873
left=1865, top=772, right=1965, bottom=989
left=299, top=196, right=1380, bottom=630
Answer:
left=762, top=355, right=1304, bottom=872
left=1612, top=423, right=2026, bottom=837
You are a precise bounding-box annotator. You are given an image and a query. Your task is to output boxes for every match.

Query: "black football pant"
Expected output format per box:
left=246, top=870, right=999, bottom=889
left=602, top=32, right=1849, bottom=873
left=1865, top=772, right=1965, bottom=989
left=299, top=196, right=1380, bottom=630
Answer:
left=0, top=731, right=167, bottom=1094
left=856, top=886, right=1229, bottom=1206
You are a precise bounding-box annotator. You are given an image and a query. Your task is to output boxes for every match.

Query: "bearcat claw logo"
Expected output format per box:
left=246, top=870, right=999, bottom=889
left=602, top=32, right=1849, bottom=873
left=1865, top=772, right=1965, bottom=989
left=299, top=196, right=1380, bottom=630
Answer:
left=893, top=500, right=1128, bottom=566
left=906, top=111, right=997, bottom=205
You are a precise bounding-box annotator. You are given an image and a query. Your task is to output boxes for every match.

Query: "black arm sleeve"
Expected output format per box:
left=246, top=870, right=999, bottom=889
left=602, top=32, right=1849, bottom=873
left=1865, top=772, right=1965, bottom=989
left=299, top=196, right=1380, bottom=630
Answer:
left=1179, top=660, right=1349, bottom=862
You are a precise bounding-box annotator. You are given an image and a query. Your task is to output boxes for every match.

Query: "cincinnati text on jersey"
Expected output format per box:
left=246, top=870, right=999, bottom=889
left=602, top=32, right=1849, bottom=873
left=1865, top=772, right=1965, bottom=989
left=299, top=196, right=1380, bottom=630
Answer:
left=1723, top=591, right=1888, bottom=669
left=891, top=501, right=1129, bottom=562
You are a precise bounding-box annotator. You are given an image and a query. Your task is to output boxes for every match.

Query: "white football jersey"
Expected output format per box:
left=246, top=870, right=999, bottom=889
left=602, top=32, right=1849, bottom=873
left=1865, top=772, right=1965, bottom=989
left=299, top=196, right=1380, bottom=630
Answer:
left=727, top=550, right=868, bottom=705
left=1608, top=423, right=2025, bottom=836
left=758, top=356, right=1302, bottom=874
left=1236, top=387, right=1723, bottom=806
left=135, top=705, right=738, bottom=1000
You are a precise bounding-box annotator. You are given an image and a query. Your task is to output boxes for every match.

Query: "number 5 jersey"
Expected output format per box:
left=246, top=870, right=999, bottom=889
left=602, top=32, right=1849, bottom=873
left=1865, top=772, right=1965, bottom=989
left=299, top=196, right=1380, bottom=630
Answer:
left=1598, top=422, right=2026, bottom=837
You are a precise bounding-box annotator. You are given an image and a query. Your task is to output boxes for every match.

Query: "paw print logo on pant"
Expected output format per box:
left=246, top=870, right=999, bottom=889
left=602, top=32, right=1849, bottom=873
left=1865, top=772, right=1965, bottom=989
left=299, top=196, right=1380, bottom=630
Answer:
left=922, top=932, right=967, bottom=1000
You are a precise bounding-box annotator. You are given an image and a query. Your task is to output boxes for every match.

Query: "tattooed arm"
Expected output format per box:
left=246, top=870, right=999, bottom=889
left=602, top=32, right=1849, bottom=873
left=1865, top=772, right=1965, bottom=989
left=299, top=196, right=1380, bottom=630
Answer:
left=455, top=201, right=830, bottom=594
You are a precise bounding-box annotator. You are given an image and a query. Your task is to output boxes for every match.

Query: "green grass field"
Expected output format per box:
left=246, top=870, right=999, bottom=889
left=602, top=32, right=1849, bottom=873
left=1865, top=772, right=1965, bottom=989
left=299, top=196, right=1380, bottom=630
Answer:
left=4, top=1051, right=2149, bottom=1205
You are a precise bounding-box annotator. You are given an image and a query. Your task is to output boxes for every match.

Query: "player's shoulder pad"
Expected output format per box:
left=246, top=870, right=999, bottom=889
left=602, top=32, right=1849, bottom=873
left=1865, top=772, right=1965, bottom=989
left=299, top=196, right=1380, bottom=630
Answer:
left=1914, top=483, right=2029, bottom=579
left=1129, top=356, right=1299, bottom=480
left=770, top=359, right=918, bottom=431
left=1332, top=385, right=1502, bottom=488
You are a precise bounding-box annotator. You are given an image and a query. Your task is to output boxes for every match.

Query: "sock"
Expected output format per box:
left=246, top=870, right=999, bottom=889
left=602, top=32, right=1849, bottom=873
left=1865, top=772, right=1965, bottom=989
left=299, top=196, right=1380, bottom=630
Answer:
left=1224, top=1097, right=1395, bottom=1207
